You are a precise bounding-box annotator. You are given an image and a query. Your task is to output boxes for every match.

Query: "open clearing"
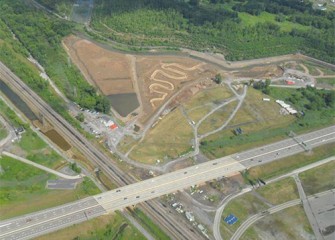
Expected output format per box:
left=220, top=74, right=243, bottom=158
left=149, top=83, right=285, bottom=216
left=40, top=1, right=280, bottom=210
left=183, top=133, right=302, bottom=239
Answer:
left=129, top=107, right=193, bottom=164
left=201, top=88, right=295, bottom=158
left=241, top=205, right=314, bottom=240
left=256, top=178, right=299, bottom=205
left=35, top=211, right=145, bottom=240
left=198, top=100, right=238, bottom=135
left=299, top=160, right=335, bottom=195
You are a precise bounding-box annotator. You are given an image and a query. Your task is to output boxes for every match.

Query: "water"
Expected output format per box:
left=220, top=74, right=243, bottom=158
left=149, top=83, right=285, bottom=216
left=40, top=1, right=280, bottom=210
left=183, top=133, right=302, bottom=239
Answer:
left=108, top=93, right=140, bottom=117
left=0, top=80, right=38, bottom=120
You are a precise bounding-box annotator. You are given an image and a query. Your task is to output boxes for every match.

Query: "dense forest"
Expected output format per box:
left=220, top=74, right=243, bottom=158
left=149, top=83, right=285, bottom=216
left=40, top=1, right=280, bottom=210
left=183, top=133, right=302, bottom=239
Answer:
left=0, top=1, right=110, bottom=113
left=91, top=0, right=335, bottom=63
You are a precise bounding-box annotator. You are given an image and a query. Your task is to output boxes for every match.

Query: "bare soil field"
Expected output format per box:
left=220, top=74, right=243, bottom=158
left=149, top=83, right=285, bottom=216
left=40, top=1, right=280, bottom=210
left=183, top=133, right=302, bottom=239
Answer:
left=136, top=55, right=216, bottom=124
left=63, top=35, right=134, bottom=96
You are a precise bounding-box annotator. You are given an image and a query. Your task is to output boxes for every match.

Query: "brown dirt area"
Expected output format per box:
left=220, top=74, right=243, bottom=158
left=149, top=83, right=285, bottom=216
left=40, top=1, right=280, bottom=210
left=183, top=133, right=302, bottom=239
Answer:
left=63, top=35, right=135, bottom=95
left=135, top=55, right=216, bottom=124
left=234, top=65, right=283, bottom=78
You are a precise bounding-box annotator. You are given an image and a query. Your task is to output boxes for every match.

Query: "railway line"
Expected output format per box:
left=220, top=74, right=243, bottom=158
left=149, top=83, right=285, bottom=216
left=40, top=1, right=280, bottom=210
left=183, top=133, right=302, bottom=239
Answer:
left=0, top=61, right=203, bottom=240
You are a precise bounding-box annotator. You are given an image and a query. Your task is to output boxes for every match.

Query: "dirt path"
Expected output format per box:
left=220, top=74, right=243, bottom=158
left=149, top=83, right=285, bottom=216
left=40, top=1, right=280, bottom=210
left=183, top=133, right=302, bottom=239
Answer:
left=149, top=63, right=204, bottom=107
left=128, top=54, right=143, bottom=114
left=299, top=64, right=309, bottom=74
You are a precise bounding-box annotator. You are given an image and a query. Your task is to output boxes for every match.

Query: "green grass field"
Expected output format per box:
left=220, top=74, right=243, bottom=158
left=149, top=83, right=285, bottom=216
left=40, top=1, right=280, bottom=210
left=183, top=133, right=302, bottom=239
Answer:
left=299, top=160, right=335, bottom=195
left=201, top=88, right=295, bottom=158
left=0, top=123, right=7, bottom=140
left=198, top=100, right=238, bottom=135
left=239, top=12, right=309, bottom=32
left=36, top=211, right=145, bottom=240
left=256, top=178, right=299, bottom=205
left=129, top=107, right=193, bottom=164
left=0, top=155, right=100, bottom=220
left=316, top=78, right=335, bottom=87
left=248, top=143, right=335, bottom=180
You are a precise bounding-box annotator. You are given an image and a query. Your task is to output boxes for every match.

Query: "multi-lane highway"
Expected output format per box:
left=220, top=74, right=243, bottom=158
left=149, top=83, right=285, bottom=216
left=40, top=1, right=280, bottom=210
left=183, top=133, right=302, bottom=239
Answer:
left=0, top=125, right=334, bottom=240
left=1, top=61, right=334, bottom=240
left=0, top=62, right=205, bottom=240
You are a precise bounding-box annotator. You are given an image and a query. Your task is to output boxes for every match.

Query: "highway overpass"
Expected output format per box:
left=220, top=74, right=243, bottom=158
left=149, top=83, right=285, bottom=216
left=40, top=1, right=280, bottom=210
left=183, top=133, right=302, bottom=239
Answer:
left=0, top=125, right=334, bottom=240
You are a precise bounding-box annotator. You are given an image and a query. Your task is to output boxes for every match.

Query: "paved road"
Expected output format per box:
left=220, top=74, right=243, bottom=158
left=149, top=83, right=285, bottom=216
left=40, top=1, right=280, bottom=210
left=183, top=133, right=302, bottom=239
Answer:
left=294, top=174, right=325, bottom=240
left=0, top=61, right=205, bottom=240
left=2, top=151, right=82, bottom=180
left=0, top=126, right=334, bottom=240
left=213, top=156, right=335, bottom=240
left=1, top=62, right=334, bottom=240
left=231, top=189, right=335, bottom=240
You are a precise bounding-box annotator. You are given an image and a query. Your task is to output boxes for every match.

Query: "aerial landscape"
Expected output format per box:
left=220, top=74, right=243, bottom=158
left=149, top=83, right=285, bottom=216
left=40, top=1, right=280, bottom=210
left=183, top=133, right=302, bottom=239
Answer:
left=0, top=0, right=334, bottom=240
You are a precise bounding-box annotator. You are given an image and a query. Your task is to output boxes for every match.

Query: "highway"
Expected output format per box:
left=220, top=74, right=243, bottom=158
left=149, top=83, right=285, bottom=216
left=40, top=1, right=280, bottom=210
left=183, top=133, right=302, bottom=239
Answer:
left=0, top=61, right=334, bottom=240
left=0, top=125, right=334, bottom=240
left=0, top=61, right=205, bottom=240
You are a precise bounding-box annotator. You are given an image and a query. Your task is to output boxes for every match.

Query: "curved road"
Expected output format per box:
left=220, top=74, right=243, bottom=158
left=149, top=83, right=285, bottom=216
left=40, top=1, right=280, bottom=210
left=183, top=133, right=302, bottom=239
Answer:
left=231, top=189, right=334, bottom=240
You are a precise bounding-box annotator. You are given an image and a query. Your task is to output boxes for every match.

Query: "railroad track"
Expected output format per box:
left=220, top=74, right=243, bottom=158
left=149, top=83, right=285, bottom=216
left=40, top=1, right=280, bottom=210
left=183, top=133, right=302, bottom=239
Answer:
left=0, top=62, right=204, bottom=240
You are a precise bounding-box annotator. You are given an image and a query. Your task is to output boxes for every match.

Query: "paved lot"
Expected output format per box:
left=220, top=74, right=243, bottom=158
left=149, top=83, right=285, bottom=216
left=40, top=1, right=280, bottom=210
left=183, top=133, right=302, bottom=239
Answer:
left=46, top=179, right=80, bottom=190
left=309, top=190, right=335, bottom=240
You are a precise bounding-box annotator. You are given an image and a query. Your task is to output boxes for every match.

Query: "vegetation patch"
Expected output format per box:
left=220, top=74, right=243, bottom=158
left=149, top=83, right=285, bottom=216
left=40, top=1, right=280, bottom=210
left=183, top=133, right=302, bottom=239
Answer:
left=0, top=155, right=100, bottom=220
left=91, top=0, right=334, bottom=63
left=129, top=108, right=193, bottom=164
left=198, top=100, right=238, bottom=135
left=201, top=88, right=295, bottom=158
left=35, top=211, right=145, bottom=240
left=256, top=178, right=299, bottom=205
left=130, top=208, right=171, bottom=240
left=299, top=160, right=335, bottom=195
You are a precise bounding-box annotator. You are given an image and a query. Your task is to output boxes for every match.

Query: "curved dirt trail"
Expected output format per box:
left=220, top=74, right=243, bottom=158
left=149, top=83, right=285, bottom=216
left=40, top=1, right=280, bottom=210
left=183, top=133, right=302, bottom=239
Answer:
left=149, top=63, right=203, bottom=107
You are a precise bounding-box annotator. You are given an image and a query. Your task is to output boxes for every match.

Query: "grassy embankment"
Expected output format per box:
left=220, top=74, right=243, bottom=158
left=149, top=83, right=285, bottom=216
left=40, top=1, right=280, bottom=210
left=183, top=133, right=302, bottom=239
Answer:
left=129, top=107, right=193, bottom=164
left=300, top=160, right=335, bottom=195
left=35, top=211, right=146, bottom=240
left=0, top=155, right=100, bottom=220
left=247, top=143, right=335, bottom=181
left=130, top=208, right=171, bottom=240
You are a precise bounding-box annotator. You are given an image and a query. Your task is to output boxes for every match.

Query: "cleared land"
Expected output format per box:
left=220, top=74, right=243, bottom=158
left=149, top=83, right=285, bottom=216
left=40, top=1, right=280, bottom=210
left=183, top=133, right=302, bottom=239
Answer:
left=35, top=211, right=145, bottom=240
left=241, top=205, right=314, bottom=240
left=256, top=178, right=299, bottom=205
left=248, top=143, right=335, bottom=180
left=63, top=35, right=216, bottom=121
left=299, top=160, right=335, bottom=195
left=136, top=55, right=215, bottom=124
left=201, top=88, right=295, bottom=158
left=0, top=155, right=100, bottom=220
left=129, top=107, right=193, bottom=164
left=64, top=35, right=134, bottom=96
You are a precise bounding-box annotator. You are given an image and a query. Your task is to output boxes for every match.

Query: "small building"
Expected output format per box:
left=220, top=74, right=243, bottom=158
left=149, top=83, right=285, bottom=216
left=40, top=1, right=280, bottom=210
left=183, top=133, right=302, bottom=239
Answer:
left=285, top=80, right=295, bottom=85
left=262, top=98, right=270, bottom=102
left=185, top=211, right=195, bottom=222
